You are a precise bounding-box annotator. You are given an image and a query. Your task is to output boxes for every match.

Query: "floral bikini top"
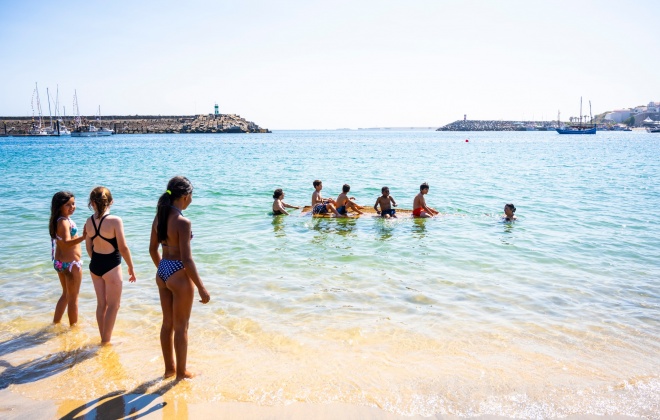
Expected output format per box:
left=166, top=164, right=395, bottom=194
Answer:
left=51, top=217, right=78, bottom=260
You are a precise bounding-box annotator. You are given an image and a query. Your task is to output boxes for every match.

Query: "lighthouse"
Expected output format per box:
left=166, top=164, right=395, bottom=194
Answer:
left=214, top=103, right=219, bottom=117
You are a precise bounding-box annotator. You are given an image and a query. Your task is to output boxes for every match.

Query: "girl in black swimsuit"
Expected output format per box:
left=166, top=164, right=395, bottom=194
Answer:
left=85, top=187, right=136, bottom=345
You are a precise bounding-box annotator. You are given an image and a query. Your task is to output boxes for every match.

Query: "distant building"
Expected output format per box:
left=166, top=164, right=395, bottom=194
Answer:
left=648, top=101, right=660, bottom=113
left=605, top=109, right=632, bottom=123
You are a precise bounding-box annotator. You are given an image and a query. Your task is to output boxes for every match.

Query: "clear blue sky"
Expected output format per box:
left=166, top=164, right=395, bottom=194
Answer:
left=1, top=0, right=658, bottom=129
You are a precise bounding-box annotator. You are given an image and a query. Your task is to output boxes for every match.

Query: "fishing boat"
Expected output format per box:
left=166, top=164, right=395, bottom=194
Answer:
left=556, top=98, right=596, bottom=134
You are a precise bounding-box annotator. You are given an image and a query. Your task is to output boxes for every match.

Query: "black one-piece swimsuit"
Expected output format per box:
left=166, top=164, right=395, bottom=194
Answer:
left=88, top=214, right=122, bottom=276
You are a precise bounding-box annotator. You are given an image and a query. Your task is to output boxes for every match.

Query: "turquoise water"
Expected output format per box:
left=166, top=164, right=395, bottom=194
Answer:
left=0, top=130, right=658, bottom=417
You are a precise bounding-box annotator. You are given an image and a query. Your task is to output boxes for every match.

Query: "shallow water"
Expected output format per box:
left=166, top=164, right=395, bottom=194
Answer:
left=0, top=130, right=658, bottom=417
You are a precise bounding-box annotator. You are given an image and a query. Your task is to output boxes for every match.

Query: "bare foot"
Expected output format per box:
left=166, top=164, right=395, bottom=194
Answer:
left=164, top=370, right=176, bottom=379
left=176, top=370, right=196, bottom=380
left=101, top=341, right=113, bottom=347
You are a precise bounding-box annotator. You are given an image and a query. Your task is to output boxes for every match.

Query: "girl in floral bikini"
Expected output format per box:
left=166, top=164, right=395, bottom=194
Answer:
left=49, top=191, right=86, bottom=326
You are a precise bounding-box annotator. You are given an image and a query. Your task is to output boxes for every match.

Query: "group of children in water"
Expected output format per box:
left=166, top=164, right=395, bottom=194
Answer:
left=273, top=180, right=518, bottom=220
left=49, top=177, right=516, bottom=382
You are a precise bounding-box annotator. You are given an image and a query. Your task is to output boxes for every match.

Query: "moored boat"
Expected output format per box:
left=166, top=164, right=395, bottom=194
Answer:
left=556, top=98, right=596, bottom=134
left=71, top=124, right=113, bottom=137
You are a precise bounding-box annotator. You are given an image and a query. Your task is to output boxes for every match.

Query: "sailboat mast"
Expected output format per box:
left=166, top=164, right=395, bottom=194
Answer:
left=589, top=100, right=593, bottom=123
left=47, top=88, right=53, bottom=129
left=35, top=82, right=43, bottom=128
left=580, top=97, right=583, bottom=125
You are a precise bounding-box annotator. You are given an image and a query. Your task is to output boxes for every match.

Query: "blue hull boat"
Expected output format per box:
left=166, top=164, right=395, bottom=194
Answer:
left=556, top=126, right=596, bottom=134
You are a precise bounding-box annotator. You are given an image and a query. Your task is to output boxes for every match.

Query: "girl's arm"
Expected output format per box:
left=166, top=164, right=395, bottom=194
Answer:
left=178, top=219, right=210, bottom=304
left=283, top=202, right=300, bottom=209
left=56, top=219, right=86, bottom=248
left=115, top=218, right=136, bottom=282
left=84, top=219, right=93, bottom=258
left=148, top=218, right=161, bottom=268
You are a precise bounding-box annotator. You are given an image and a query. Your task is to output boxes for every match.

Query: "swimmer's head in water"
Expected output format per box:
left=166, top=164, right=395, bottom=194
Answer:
left=273, top=188, right=284, bottom=199
left=313, top=180, right=322, bottom=188
left=504, top=203, right=516, bottom=214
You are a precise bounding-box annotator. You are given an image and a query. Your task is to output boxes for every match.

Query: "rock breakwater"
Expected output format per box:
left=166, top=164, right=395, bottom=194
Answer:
left=437, top=120, right=556, bottom=131
left=0, top=114, right=270, bottom=135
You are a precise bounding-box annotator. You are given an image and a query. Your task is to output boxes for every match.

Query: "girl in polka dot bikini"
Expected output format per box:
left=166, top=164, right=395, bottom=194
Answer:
left=149, top=176, right=210, bottom=380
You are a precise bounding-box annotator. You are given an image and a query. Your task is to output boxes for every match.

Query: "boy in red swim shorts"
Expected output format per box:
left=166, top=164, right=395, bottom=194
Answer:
left=412, top=182, right=439, bottom=218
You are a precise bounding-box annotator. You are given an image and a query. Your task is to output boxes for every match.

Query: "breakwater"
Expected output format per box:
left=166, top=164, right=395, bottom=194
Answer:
left=0, top=114, right=270, bottom=135
left=437, top=120, right=556, bottom=131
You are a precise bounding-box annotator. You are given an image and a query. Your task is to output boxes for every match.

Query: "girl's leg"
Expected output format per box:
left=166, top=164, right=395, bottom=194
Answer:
left=157, top=277, right=176, bottom=377
left=65, top=265, right=83, bottom=326
left=100, top=266, right=123, bottom=344
left=53, top=272, right=68, bottom=324
left=166, top=270, right=195, bottom=380
left=91, top=273, right=107, bottom=339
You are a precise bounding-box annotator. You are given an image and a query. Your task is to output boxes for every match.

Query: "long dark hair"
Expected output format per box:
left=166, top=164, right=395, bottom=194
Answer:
left=88, top=186, right=113, bottom=218
left=50, top=191, right=74, bottom=239
left=156, top=176, right=193, bottom=242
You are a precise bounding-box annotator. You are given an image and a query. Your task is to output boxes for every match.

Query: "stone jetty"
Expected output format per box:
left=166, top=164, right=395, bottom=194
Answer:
left=437, top=120, right=556, bottom=131
left=0, top=114, right=270, bottom=135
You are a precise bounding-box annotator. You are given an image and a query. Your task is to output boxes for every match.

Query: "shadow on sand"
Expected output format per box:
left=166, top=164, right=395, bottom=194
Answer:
left=0, top=326, right=57, bottom=358
left=0, top=346, right=98, bottom=390
left=59, top=378, right=179, bottom=420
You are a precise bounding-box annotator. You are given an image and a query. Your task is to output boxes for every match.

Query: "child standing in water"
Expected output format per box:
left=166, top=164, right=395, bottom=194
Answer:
left=412, top=182, right=439, bottom=218
left=50, top=191, right=86, bottom=326
left=272, top=189, right=300, bottom=215
left=374, top=186, right=398, bottom=218
left=85, top=186, right=136, bottom=345
left=149, top=176, right=210, bottom=380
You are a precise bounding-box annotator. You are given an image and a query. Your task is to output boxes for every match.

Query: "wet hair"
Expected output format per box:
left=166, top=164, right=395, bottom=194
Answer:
left=342, top=184, right=350, bottom=193
left=49, top=191, right=74, bottom=239
left=505, top=203, right=516, bottom=213
left=420, top=182, right=429, bottom=191
left=381, top=186, right=389, bottom=193
left=313, top=180, right=322, bottom=188
left=273, top=188, right=283, bottom=199
left=156, top=176, right=193, bottom=242
left=88, top=186, right=113, bottom=218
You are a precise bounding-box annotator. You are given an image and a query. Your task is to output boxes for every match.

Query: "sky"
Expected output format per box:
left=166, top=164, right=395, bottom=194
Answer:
left=1, top=0, right=658, bottom=129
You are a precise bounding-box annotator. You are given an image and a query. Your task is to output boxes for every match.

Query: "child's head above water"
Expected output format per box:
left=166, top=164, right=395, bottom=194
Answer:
left=420, top=182, right=429, bottom=192
left=382, top=186, right=389, bottom=195
left=342, top=184, right=350, bottom=193
left=273, top=188, right=284, bottom=199
left=313, top=180, right=322, bottom=188
left=504, top=203, right=516, bottom=214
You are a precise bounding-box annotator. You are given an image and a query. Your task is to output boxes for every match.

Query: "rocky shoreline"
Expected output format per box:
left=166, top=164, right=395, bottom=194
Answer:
left=436, top=120, right=556, bottom=131
left=0, top=114, right=270, bottom=135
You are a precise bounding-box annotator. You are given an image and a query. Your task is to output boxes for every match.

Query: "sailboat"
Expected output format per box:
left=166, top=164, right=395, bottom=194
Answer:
left=70, top=94, right=113, bottom=137
left=28, top=83, right=49, bottom=136
left=556, top=98, right=596, bottom=134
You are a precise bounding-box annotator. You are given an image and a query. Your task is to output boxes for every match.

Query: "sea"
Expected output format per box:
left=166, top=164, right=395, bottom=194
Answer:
left=0, top=130, right=658, bottom=418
